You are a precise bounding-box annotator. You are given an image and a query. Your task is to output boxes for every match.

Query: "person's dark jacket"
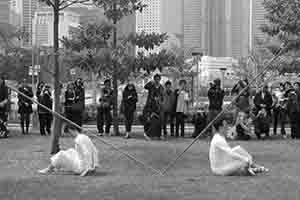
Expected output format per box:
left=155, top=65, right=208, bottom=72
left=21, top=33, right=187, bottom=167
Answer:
left=74, top=85, right=85, bottom=112
left=162, top=89, right=176, bottom=113
left=208, top=87, right=225, bottom=110
left=99, top=87, right=113, bottom=111
left=0, top=84, right=8, bottom=113
left=144, top=81, right=164, bottom=110
left=39, top=89, right=53, bottom=114
left=64, top=90, right=75, bottom=113
left=18, top=85, right=34, bottom=114
left=121, top=85, right=138, bottom=114
left=253, top=91, right=273, bottom=115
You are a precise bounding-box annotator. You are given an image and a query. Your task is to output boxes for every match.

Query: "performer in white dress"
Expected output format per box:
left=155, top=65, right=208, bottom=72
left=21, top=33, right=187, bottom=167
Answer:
left=39, top=130, right=99, bottom=176
left=209, top=120, right=269, bottom=176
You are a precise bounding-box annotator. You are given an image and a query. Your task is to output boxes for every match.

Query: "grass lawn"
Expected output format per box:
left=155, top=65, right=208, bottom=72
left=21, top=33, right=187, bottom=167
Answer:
left=0, top=130, right=300, bottom=200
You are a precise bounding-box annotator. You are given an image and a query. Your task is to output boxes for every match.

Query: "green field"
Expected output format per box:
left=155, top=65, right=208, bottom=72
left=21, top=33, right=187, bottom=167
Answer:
left=0, top=129, right=299, bottom=200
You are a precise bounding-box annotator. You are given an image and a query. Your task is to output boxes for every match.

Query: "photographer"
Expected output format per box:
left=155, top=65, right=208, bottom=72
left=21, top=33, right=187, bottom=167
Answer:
left=207, top=79, right=225, bottom=136
left=0, top=76, right=9, bottom=138
left=38, top=85, right=53, bottom=136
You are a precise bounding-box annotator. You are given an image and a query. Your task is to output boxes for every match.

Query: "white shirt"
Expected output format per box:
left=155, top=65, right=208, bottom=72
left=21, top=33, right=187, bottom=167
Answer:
left=209, top=133, right=252, bottom=175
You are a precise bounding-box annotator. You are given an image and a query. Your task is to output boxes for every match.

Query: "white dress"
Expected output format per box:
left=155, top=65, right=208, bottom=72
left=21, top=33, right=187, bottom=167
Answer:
left=50, top=134, right=99, bottom=174
left=209, top=133, right=253, bottom=176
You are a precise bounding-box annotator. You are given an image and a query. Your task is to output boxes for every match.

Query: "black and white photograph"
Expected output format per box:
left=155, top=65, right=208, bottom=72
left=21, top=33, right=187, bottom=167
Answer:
left=0, top=0, right=299, bottom=199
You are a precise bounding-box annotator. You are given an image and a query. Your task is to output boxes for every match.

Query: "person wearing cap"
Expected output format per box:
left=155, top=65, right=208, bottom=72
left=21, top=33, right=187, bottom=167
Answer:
left=18, top=79, right=34, bottom=135
left=97, top=79, right=113, bottom=136
left=0, top=76, right=9, bottom=138
left=207, top=78, right=225, bottom=136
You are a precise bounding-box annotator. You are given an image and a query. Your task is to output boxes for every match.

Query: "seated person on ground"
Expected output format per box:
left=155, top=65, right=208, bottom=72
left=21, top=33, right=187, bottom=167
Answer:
left=38, top=129, right=99, bottom=176
left=253, top=108, right=270, bottom=139
left=209, top=119, right=268, bottom=176
left=235, top=112, right=251, bottom=140
left=192, top=108, right=207, bottom=138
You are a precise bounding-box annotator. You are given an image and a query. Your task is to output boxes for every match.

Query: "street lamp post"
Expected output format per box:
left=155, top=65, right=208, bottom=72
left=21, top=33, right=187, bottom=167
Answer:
left=220, top=67, right=227, bottom=89
left=192, top=52, right=203, bottom=109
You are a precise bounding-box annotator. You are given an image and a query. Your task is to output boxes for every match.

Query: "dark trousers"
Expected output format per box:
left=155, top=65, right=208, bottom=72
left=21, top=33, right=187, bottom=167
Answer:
left=73, top=111, right=83, bottom=132
left=39, top=113, right=52, bottom=135
left=207, top=109, right=221, bottom=135
left=0, top=112, right=8, bottom=138
left=273, top=107, right=286, bottom=135
left=20, top=113, right=31, bottom=134
left=163, top=111, right=175, bottom=136
left=97, top=108, right=112, bottom=134
left=175, top=112, right=185, bottom=137
left=64, top=110, right=79, bottom=132
left=124, top=111, right=134, bottom=132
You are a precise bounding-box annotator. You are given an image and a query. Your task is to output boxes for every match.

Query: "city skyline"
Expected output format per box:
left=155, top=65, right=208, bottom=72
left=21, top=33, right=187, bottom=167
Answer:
left=0, top=0, right=268, bottom=59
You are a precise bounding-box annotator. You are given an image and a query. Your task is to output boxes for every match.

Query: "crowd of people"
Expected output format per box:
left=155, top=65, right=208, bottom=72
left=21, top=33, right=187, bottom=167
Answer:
left=0, top=73, right=300, bottom=141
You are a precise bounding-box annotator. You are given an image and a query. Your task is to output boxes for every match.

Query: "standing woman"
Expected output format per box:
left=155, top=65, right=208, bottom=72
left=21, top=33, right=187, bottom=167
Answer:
left=74, top=78, right=85, bottom=132
left=39, top=85, right=53, bottom=135
left=18, top=79, right=34, bottom=135
left=64, top=83, right=76, bottom=132
left=121, top=83, right=138, bottom=139
left=36, top=81, right=45, bottom=135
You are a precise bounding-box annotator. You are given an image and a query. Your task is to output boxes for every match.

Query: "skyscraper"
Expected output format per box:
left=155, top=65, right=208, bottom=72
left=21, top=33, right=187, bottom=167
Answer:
left=251, top=0, right=268, bottom=47
left=10, top=0, right=38, bottom=47
left=0, top=0, right=10, bottom=24
left=136, top=0, right=161, bottom=54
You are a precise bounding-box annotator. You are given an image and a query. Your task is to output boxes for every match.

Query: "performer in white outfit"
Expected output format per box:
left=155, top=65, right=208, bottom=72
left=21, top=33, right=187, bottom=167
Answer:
left=39, top=130, right=99, bottom=176
left=209, top=120, right=269, bottom=176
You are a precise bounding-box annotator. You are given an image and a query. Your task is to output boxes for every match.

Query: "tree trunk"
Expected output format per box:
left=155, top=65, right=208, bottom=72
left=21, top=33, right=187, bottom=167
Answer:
left=112, top=3, right=119, bottom=136
left=50, top=2, right=62, bottom=155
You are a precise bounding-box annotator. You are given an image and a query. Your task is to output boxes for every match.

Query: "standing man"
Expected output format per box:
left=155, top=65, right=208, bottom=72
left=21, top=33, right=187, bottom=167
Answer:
left=18, top=79, right=34, bottom=135
left=38, top=85, right=53, bottom=135
left=162, top=80, right=176, bottom=137
left=207, top=79, right=225, bottom=136
left=143, top=74, right=164, bottom=139
left=74, top=78, right=85, bottom=132
left=97, top=79, right=113, bottom=136
left=0, top=76, right=9, bottom=138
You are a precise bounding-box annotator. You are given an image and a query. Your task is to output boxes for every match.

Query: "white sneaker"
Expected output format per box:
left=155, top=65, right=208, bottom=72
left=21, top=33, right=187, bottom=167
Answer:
left=38, top=167, right=53, bottom=175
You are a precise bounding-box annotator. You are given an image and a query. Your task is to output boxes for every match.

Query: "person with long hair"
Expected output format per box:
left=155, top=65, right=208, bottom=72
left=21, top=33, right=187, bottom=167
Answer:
left=38, top=129, right=99, bottom=176
left=64, top=82, right=76, bottom=132
left=18, top=79, right=34, bottom=135
left=121, top=83, right=138, bottom=139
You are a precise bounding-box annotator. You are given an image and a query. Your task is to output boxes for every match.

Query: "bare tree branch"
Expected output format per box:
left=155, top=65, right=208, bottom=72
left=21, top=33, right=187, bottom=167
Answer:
left=43, top=0, right=55, bottom=7
left=59, top=0, right=91, bottom=10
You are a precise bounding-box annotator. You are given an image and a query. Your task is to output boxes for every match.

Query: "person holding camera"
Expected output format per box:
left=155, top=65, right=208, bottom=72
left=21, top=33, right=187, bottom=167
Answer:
left=97, top=79, right=113, bottom=136
left=64, top=82, right=76, bottom=132
left=18, top=79, right=34, bottom=135
left=207, top=79, right=225, bottom=137
left=0, top=76, right=9, bottom=138
left=38, top=85, right=53, bottom=136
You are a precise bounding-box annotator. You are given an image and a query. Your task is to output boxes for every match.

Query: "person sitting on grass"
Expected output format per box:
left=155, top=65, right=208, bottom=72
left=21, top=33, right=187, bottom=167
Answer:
left=234, top=112, right=251, bottom=141
left=38, top=129, right=99, bottom=176
left=253, top=108, right=271, bottom=140
left=209, top=119, right=269, bottom=176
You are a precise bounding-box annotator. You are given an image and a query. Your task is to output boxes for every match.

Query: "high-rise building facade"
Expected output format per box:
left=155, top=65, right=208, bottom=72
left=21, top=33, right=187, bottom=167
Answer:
left=251, top=0, right=268, bottom=47
left=10, top=0, right=38, bottom=47
left=136, top=0, right=161, bottom=54
left=183, top=0, right=253, bottom=59
left=0, top=0, right=10, bottom=24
